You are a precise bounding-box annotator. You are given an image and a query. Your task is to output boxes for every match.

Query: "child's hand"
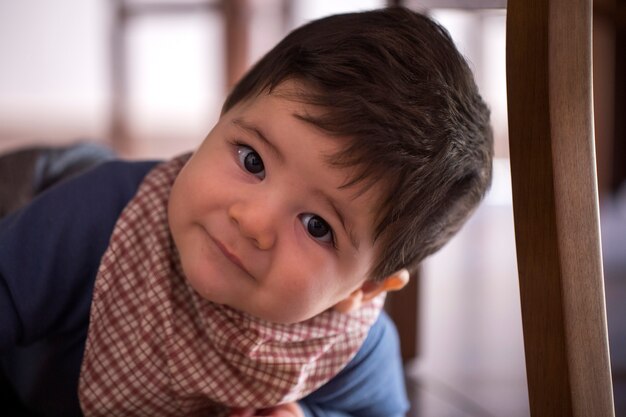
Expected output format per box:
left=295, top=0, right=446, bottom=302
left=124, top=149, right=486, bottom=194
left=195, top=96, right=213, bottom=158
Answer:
left=229, top=402, right=305, bottom=417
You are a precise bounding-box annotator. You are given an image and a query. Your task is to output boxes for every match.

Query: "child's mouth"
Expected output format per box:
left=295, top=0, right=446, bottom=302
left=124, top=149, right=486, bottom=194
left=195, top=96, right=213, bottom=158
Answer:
left=210, top=235, right=255, bottom=280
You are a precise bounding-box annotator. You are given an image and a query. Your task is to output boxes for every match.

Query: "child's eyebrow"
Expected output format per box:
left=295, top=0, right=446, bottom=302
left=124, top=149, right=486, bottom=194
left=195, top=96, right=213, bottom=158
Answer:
left=232, top=118, right=284, bottom=162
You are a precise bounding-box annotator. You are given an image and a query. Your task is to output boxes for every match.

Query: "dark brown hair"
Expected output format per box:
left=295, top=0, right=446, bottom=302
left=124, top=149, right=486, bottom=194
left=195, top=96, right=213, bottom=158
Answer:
left=222, top=7, right=493, bottom=281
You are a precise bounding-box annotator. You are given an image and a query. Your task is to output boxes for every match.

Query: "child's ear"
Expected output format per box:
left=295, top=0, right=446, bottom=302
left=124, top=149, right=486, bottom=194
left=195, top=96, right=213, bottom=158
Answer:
left=333, top=269, right=410, bottom=314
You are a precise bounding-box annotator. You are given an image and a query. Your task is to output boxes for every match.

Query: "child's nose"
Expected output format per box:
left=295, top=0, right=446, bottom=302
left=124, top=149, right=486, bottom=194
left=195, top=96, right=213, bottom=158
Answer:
left=228, top=200, right=277, bottom=250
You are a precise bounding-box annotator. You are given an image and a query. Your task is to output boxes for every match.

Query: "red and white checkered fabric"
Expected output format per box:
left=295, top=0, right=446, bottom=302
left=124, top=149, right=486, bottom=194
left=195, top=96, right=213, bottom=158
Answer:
left=78, top=154, right=384, bottom=416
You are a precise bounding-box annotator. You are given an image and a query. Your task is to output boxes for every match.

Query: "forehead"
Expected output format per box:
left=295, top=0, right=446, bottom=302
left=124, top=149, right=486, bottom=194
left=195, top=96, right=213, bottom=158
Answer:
left=224, top=83, right=384, bottom=248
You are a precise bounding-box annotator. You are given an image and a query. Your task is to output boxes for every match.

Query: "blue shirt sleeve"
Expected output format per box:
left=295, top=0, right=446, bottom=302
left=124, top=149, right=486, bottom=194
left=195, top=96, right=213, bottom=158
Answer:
left=0, top=160, right=157, bottom=416
left=299, top=312, right=410, bottom=417
left=0, top=160, right=157, bottom=351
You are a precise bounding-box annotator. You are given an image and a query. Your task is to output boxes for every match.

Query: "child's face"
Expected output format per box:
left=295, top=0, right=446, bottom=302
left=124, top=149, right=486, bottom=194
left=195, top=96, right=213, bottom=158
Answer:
left=168, top=82, right=382, bottom=324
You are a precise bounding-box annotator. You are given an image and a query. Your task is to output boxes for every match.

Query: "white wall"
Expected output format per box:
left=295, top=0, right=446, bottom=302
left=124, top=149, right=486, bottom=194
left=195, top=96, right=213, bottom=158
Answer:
left=0, top=0, right=389, bottom=158
left=0, top=0, right=110, bottom=151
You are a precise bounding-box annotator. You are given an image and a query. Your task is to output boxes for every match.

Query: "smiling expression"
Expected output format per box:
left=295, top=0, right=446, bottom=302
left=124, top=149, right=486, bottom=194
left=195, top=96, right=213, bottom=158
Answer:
left=167, top=82, right=382, bottom=324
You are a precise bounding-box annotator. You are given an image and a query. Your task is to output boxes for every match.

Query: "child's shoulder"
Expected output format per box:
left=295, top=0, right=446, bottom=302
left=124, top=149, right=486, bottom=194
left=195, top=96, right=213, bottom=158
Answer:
left=51, top=158, right=161, bottom=209
left=1, top=158, right=161, bottom=241
left=87, top=159, right=161, bottom=191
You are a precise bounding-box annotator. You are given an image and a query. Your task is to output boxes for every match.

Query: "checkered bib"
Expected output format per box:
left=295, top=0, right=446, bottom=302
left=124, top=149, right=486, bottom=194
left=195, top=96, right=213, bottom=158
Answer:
left=78, top=154, right=384, bottom=416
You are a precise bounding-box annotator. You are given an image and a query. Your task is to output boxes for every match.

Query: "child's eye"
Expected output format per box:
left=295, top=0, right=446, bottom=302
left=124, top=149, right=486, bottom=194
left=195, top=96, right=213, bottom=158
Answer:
left=237, top=145, right=265, bottom=179
left=300, top=214, right=334, bottom=244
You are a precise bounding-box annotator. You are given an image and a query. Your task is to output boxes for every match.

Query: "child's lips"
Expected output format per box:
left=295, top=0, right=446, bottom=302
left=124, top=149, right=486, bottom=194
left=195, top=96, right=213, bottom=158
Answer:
left=210, top=235, right=255, bottom=279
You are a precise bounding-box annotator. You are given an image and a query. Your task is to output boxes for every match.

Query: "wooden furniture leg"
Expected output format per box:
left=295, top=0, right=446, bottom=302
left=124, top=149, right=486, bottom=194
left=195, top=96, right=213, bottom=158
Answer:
left=506, top=0, right=615, bottom=415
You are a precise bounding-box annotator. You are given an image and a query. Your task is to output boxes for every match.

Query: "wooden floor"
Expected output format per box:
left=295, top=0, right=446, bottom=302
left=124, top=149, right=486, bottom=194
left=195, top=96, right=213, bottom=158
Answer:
left=404, top=160, right=626, bottom=417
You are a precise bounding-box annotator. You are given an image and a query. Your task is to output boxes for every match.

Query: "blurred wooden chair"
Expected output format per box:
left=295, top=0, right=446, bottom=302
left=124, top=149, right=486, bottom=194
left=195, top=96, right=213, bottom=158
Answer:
left=506, top=0, right=615, bottom=414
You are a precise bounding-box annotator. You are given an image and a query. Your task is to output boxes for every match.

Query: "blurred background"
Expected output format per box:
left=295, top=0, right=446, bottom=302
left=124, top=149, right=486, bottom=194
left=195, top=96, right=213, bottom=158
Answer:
left=0, top=0, right=624, bottom=416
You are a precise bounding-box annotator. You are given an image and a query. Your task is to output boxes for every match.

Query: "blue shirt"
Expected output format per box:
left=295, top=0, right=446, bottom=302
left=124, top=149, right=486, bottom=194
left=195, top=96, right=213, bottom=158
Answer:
left=0, top=160, right=409, bottom=417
